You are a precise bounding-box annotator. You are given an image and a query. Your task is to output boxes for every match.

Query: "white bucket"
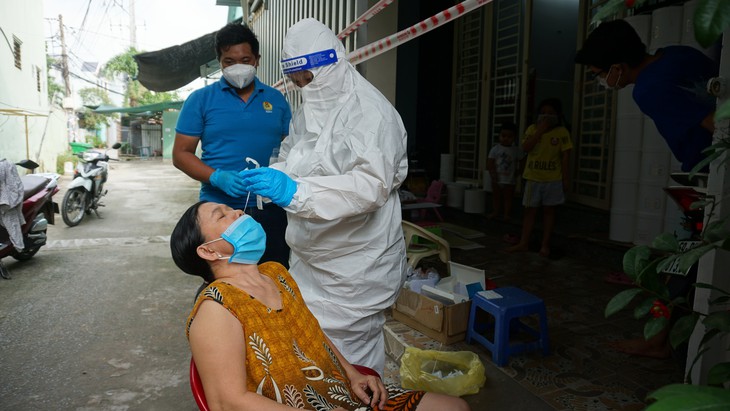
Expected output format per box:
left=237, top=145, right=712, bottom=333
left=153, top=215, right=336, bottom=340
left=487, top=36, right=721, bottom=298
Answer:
left=446, top=182, right=467, bottom=209
left=483, top=169, right=492, bottom=192
left=64, top=161, right=74, bottom=174
left=464, top=189, right=486, bottom=214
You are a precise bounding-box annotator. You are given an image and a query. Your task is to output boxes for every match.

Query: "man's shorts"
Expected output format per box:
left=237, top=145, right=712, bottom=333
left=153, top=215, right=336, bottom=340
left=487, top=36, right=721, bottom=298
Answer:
left=522, top=180, right=565, bottom=207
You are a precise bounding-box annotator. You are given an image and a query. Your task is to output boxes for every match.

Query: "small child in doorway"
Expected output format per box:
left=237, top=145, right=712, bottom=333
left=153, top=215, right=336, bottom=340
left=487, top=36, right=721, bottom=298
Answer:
left=487, top=121, right=519, bottom=221
left=505, top=98, right=572, bottom=257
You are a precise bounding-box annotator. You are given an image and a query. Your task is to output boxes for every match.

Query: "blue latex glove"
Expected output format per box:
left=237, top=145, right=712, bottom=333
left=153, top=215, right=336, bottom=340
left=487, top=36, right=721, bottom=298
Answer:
left=209, top=170, right=248, bottom=198
left=239, top=168, right=297, bottom=207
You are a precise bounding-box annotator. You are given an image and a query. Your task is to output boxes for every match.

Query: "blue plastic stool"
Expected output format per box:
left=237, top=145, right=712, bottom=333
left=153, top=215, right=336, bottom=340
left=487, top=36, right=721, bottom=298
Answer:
left=466, top=286, right=550, bottom=366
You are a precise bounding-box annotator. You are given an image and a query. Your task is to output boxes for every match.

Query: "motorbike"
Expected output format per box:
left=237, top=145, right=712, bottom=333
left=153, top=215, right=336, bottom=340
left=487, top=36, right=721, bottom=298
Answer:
left=0, top=159, right=60, bottom=279
left=61, top=142, right=122, bottom=227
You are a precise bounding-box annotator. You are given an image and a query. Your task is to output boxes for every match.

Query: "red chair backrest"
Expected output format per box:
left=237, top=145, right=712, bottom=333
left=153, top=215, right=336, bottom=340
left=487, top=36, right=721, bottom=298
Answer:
left=189, top=358, right=379, bottom=411
left=190, top=359, right=209, bottom=411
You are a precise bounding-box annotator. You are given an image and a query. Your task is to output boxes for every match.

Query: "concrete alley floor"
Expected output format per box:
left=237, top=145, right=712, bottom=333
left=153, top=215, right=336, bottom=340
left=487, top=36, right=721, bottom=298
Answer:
left=0, top=159, right=201, bottom=410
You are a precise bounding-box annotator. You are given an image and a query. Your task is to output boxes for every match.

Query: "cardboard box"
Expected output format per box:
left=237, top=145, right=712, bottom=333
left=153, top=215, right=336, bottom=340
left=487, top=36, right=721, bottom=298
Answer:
left=383, top=322, right=410, bottom=362
left=392, top=287, right=471, bottom=345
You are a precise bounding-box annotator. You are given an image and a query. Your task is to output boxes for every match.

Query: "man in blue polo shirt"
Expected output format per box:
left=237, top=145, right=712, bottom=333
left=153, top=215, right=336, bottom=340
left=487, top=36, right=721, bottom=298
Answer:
left=173, top=23, right=292, bottom=268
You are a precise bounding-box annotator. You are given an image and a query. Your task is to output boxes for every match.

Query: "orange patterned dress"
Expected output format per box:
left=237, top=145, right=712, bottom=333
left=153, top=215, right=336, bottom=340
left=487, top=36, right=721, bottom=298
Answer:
left=186, top=262, right=425, bottom=410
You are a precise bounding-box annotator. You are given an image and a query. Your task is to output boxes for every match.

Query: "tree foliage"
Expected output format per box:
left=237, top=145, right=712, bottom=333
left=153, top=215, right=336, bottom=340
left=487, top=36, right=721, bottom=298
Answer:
left=100, top=47, right=180, bottom=107
left=46, top=55, right=65, bottom=106
left=77, top=87, right=114, bottom=131
left=100, top=47, right=139, bottom=79
left=101, top=47, right=142, bottom=107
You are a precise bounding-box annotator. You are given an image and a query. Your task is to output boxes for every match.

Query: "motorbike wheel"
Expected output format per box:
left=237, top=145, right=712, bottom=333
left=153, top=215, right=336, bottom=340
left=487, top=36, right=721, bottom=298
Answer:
left=11, top=247, right=40, bottom=261
left=62, top=187, right=88, bottom=227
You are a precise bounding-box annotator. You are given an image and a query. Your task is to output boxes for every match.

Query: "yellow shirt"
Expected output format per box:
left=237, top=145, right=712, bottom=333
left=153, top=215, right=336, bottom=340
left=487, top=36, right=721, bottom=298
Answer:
left=521, top=125, right=572, bottom=182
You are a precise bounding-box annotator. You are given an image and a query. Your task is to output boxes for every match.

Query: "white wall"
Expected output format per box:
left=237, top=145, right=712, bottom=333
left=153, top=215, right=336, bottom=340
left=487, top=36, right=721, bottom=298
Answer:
left=0, top=0, right=67, bottom=172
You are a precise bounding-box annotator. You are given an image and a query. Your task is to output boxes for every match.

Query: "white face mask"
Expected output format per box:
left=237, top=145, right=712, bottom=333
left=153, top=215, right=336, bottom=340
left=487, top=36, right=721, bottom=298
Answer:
left=537, top=114, right=558, bottom=127
left=222, top=64, right=256, bottom=89
left=598, top=66, right=621, bottom=90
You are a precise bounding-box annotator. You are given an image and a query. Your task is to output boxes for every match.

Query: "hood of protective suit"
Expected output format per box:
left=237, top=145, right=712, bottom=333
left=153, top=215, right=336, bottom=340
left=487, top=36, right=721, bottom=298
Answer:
left=283, top=18, right=355, bottom=134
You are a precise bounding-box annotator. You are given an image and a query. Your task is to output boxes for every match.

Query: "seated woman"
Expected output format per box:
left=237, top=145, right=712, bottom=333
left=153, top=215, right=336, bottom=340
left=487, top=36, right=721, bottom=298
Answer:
left=170, top=200, right=470, bottom=411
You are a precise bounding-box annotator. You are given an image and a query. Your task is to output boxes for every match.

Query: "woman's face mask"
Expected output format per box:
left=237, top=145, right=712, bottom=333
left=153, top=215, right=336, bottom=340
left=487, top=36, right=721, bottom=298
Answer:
left=222, top=64, right=256, bottom=89
left=202, top=214, right=266, bottom=264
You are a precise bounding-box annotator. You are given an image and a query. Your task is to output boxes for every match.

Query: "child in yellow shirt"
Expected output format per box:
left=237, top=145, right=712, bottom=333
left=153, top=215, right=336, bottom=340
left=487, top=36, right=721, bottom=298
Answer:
left=506, top=98, right=572, bottom=257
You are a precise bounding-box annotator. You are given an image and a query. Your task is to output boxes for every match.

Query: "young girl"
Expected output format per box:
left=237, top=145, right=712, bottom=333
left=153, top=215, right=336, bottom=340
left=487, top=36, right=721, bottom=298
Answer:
left=505, top=99, right=572, bottom=257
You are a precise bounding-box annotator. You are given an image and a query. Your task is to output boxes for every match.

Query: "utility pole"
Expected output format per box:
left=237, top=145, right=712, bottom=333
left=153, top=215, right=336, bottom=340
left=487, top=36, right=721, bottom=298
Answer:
left=58, top=14, right=71, bottom=96
left=58, top=14, right=78, bottom=143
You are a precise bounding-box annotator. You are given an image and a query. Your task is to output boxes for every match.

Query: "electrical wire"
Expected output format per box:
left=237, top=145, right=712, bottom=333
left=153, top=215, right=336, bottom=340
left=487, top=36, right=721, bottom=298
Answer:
left=71, top=0, right=94, bottom=52
left=68, top=71, right=125, bottom=96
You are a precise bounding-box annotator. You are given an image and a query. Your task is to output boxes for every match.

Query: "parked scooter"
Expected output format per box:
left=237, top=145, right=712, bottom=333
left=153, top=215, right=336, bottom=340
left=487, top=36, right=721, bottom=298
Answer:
left=61, top=142, right=122, bottom=227
left=0, top=159, right=60, bottom=279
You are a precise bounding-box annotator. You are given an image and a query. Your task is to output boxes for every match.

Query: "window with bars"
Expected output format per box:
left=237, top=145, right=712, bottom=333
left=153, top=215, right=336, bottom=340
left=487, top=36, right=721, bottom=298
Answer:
left=488, top=0, right=524, bottom=156
left=13, top=36, right=22, bottom=69
left=570, top=0, right=617, bottom=209
left=453, top=9, right=485, bottom=182
left=35, top=65, right=42, bottom=92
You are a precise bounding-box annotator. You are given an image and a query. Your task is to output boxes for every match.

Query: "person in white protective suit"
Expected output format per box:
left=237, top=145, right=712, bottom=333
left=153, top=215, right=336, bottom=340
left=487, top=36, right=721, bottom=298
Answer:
left=239, top=18, right=409, bottom=376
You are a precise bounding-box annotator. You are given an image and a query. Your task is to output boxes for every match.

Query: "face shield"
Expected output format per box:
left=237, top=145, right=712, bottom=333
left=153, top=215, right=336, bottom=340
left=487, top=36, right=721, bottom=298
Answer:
left=280, top=48, right=338, bottom=109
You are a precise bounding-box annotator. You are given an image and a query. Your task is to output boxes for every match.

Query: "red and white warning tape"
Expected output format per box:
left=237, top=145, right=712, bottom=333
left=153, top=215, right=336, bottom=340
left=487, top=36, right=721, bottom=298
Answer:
left=273, top=0, right=395, bottom=90
left=337, top=0, right=396, bottom=40
left=347, top=0, right=492, bottom=65
left=275, top=0, right=491, bottom=92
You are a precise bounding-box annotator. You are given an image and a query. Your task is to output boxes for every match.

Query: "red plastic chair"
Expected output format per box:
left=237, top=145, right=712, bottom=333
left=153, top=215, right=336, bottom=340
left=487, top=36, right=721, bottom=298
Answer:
left=190, top=359, right=209, bottom=411
left=189, top=358, right=380, bottom=411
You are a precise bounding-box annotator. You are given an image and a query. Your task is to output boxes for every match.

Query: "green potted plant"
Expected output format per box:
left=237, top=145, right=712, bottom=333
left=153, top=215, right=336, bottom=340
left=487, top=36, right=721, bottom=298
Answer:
left=594, top=0, right=730, bottom=409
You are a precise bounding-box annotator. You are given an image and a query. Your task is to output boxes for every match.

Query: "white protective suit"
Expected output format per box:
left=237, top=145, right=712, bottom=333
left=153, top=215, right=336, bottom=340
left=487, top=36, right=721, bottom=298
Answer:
left=274, top=18, right=409, bottom=375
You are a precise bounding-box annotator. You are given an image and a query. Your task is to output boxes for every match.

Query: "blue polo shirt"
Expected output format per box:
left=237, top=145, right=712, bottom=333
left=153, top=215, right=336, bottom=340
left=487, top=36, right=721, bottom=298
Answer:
left=176, top=77, right=291, bottom=208
left=633, top=46, right=717, bottom=171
